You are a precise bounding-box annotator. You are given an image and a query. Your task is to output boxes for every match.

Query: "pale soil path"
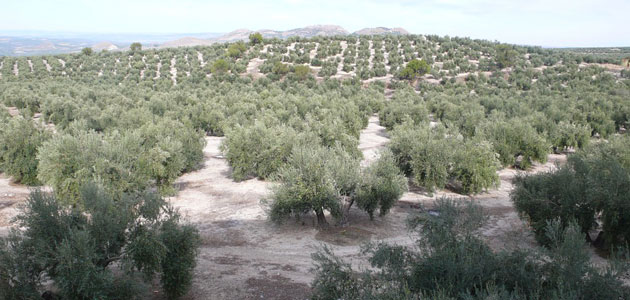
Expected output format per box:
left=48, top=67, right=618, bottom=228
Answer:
left=167, top=136, right=416, bottom=299
left=0, top=174, right=30, bottom=235
left=245, top=58, right=265, bottom=79
left=170, top=57, right=177, bottom=85
left=358, top=114, right=389, bottom=166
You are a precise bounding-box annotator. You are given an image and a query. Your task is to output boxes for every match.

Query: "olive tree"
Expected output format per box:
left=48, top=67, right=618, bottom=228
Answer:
left=311, top=199, right=630, bottom=299
left=354, top=149, right=408, bottom=219
left=265, top=145, right=406, bottom=227
left=249, top=32, right=263, bottom=45
left=130, top=42, right=142, bottom=52
left=211, top=58, right=229, bottom=74
left=0, top=183, right=200, bottom=300
left=81, top=47, right=93, bottom=56
left=266, top=144, right=348, bottom=227
left=0, top=117, right=51, bottom=185
left=399, top=59, right=430, bottom=80
left=512, top=135, right=630, bottom=249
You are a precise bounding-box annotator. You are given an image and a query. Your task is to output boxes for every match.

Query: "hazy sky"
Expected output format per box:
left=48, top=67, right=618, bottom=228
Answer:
left=2, top=0, right=628, bottom=47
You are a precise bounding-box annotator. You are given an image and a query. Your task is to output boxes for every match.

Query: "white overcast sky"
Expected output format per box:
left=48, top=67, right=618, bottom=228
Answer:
left=1, top=0, right=628, bottom=47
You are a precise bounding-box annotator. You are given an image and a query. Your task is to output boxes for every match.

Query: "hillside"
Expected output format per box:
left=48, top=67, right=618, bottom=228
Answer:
left=92, top=41, right=119, bottom=51
left=214, top=25, right=349, bottom=42
left=0, top=33, right=629, bottom=299
left=159, top=37, right=215, bottom=48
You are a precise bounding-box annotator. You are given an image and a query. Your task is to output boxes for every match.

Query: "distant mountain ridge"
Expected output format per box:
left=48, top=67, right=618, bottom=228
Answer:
left=353, top=27, right=409, bottom=35
left=0, top=25, right=410, bottom=55
left=214, top=25, right=408, bottom=43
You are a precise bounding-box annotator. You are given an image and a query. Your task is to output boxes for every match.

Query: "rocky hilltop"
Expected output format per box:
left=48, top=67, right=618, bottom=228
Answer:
left=353, top=27, right=409, bottom=35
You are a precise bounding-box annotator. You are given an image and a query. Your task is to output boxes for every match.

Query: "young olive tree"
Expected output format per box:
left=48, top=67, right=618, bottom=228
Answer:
left=354, top=149, right=408, bottom=219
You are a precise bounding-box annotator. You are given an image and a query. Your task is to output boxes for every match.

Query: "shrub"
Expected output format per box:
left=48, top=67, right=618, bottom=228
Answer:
left=265, top=144, right=406, bottom=226
left=0, top=117, right=51, bottom=185
left=227, top=42, right=247, bottom=58
left=452, top=139, right=500, bottom=194
left=512, top=167, right=592, bottom=246
left=37, top=123, right=201, bottom=201
left=355, top=149, right=408, bottom=219
left=221, top=123, right=304, bottom=181
left=483, top=119, right=549, bottom=169
left=496, top=44, right=518, bottom=68
left=549, top=121, right=591, bottom=152
left=293, top=65, right=311, bottom=81
left=398, top=59, right=430, bottom=80
left=378, top=89, right=428, bottom=130
left=211, top=59, right=229, bottom=74
left=389, top=123, right=500, bottom=194
left=272, top=61, right=289, bottom=76
left=265, top=144, right=349, bottom=227
left=81, top=47, right=93, bottom=56
left=311, top=199, right=630, bottom=299
left=408, top=133, right=454, bottom=192
left=249, top=32, right=263, bottom=45
left=0, top=184, right=200, bottom=299
left=512, top=135, right=630, bottom=249
left=130, top=42, right=142, bottom=52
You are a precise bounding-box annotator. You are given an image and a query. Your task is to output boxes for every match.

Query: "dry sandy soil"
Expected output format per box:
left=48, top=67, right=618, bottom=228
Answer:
left=0, top=112, right=593, bottom=299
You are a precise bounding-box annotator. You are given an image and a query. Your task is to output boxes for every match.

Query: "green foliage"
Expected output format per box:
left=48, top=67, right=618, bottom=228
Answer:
left=0, top=184, right=200, bottom=299
left=549, top=121, right=591, bottom=152
left=0, top=117, right=51, bottom=185
left=227, top=42, right=247, bottom=58
left=293, top=64, right=311, bottom=81
left=130, top=42, right=142, bottom=52
left=512, top=167, right=592, bottom=246
left=355, top=149, right=408, bottom=219
left=160, top=221, right=201, bottom=300
left=452, top=139, right=501, bottom=194
left=221, top=123, right=303, bottom=181
left=211, top=58, right=229, bottom=74
left=483, top=119, right=549, bottom=169
left=311, top=199, right=630, bottom=299
left=265, top=144, right=349, bottom=226
left=37, top=121, right=204, bottom=202
left=378, top=88, right=428, bottom=130
left=496, top=44, right=518, bottom=68
left=512, top=135, right=630, bottom=249
left=249, top=32, right=263, bottom=45
left=399, top=59, right=430, bottom=80
left=265, top=142, right=406, bottom=226
left=389, top=123, right=500, bottom=194
left=81, top=47, right=93, bottom=56
left=272, top=61, right=289, bottom=76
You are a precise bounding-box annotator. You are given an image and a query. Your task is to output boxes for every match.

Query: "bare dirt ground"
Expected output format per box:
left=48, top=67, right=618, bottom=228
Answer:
left=162, top=116, right=571, bottom=299
left=166, top=135, right=416, bottom=299
left=245, top=58, right=265, bottom=79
